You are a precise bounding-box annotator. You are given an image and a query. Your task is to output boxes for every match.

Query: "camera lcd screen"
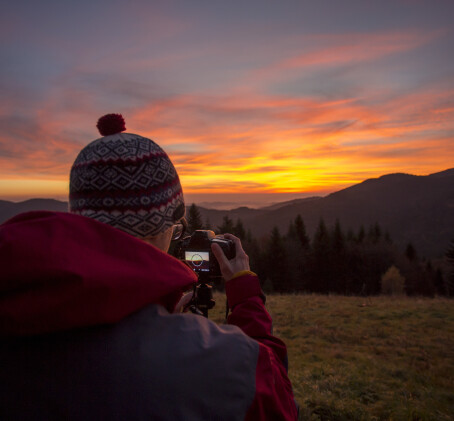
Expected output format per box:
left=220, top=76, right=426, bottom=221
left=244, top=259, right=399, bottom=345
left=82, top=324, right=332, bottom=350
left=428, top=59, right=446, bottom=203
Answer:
left=185, top=251, right=210, bottom=272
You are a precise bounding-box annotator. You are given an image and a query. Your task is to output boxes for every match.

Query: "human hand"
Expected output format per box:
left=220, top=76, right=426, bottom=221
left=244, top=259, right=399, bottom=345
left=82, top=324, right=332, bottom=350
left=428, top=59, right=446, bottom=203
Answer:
left=173, top=291, right=194, bottom=313
left=211, top=233, right=250, bottom=281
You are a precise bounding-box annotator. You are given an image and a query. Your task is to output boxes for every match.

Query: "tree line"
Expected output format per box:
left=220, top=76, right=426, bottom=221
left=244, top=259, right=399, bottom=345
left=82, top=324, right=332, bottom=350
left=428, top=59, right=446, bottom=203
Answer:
left=186, top=204, right=454, bottom=296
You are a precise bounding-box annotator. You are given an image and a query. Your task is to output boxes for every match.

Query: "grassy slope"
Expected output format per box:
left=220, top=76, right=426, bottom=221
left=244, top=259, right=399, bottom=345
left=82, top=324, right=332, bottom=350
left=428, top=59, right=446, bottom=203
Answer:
left=210, top=294, right=454, bottom=420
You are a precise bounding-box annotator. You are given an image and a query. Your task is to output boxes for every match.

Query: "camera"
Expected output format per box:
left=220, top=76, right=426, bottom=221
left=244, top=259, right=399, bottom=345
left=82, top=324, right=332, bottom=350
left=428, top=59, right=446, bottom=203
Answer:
left=173, top=230, right=236, bottom=317
left=173, top=230, right=235, bottom=280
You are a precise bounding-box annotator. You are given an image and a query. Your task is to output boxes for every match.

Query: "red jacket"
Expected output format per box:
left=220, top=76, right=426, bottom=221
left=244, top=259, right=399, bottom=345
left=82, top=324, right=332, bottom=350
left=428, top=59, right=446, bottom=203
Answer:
left=0, top=211, right=297, bottom=420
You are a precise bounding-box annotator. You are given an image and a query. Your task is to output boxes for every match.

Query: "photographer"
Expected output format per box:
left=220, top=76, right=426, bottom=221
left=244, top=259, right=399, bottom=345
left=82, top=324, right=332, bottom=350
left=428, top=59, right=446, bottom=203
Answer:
left=0, top=114, right=297, bottom=420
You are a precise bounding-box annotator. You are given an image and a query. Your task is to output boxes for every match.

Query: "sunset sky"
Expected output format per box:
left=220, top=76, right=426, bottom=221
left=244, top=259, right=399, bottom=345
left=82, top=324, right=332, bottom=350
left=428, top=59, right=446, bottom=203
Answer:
left=1, top=0, right=453, bottom=207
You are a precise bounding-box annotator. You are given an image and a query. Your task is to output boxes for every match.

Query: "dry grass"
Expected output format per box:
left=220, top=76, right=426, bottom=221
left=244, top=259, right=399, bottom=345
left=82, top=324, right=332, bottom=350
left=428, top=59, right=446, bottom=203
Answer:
left=210, top=293, right=454, bottom=420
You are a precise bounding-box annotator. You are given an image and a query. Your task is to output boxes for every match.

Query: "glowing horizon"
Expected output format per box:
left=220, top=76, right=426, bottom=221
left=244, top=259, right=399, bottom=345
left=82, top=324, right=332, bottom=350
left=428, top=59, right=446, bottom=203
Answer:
left=1, top=1, right=453, bottom=204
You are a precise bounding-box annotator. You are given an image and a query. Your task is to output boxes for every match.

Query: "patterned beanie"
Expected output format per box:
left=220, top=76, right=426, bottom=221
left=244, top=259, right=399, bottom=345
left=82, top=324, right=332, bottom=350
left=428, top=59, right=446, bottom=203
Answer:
left=69, top=114, right=185, bottom=238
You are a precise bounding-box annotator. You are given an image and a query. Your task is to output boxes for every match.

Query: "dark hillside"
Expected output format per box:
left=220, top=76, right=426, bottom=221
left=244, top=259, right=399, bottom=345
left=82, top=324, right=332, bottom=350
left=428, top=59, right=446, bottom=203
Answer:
left=0, top=199, right=68, bottom=224
left=232, top=169, right=454, bottom=257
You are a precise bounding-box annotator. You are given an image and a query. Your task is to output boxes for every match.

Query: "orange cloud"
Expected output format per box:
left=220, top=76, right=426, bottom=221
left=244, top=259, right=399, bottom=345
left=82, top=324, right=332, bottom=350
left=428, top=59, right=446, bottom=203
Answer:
left=2, top=82, right=452, bottom=199
left=0, top=28, right=452, bottom=201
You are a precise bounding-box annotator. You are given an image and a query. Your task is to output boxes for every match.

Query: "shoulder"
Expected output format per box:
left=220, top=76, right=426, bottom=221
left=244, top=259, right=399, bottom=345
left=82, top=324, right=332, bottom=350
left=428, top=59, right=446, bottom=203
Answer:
left=111, top=304, right=260, bottom=420
left=120, top=304, right=260, bottom=359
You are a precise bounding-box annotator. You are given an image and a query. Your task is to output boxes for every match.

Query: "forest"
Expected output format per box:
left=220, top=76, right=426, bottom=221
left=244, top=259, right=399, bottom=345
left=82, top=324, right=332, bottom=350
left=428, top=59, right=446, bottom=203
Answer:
left=183, top=204, right=454, bottom=297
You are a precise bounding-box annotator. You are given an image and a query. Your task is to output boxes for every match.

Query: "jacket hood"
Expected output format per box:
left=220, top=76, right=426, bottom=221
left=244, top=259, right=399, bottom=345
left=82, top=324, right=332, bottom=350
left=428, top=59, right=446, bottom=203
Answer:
left=0, top=211, right=197, bottom=335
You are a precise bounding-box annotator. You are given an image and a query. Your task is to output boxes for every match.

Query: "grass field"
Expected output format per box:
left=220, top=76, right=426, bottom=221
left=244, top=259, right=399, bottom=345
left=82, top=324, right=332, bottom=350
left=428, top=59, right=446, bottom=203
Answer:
left=210, top=294, right=454, bottom=420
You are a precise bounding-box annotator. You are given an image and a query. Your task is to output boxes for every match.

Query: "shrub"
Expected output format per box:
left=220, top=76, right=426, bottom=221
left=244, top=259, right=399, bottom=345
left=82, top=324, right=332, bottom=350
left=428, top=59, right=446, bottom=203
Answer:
left=381, top=265, right=405, bottom=295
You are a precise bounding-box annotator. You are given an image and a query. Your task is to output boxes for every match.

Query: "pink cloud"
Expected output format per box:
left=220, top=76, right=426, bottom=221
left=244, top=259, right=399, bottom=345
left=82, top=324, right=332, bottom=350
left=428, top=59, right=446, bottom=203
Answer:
left=245, top=29, right=445, bottom=86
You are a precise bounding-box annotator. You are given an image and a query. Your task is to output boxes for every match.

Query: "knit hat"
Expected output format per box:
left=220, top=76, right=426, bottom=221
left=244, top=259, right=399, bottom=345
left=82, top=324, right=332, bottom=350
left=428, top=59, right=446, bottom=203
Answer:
left=69, top=114, right=185, bottom=238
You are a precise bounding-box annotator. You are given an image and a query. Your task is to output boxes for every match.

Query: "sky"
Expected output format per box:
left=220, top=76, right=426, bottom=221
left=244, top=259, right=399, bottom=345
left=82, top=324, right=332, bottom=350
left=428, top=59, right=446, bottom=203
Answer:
left=1, top=0, right=453, bottom=207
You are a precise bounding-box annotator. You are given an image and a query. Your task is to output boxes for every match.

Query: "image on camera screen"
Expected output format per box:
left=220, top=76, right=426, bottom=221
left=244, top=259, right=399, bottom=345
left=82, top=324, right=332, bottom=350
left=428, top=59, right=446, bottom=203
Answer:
left=185, top=251, right=210, bottom=272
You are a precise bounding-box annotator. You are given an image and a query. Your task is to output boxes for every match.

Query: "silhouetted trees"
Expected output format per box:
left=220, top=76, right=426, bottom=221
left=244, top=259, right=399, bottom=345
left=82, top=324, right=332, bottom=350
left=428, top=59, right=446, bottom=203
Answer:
left=183, top=205, right=449, bottom=296
left=217, top=216, right=235, bottom=234
left=286, top=216, right=310, bottom=291
left=255, top=218, right=447, bottom=295
left=307, top=219, right=330, bottom=292
left=446, top=240, right=454, bottom=296
left=405, top=243, right=417, bottom=262
left=434, top=268, right=445, bottom=296
left=233, top=219, right=246, bottom=241
left=294, top=215, right=310, bottom=250
left=187, top=203, right=203, bottom=233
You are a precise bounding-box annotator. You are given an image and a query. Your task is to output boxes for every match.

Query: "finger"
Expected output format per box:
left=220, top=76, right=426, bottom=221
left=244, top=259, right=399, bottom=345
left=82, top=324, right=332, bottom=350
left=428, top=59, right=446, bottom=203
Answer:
left=222, top=233, right=236, bottom=239
left=223, top=233, right=246, bottom=254
left=211, top=243, right=230, bottom=271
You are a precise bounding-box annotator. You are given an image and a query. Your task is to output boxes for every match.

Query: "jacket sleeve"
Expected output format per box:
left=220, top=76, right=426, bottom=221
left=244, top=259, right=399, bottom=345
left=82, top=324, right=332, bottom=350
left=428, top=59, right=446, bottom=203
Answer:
left=225, top=273, right=298, bottom=421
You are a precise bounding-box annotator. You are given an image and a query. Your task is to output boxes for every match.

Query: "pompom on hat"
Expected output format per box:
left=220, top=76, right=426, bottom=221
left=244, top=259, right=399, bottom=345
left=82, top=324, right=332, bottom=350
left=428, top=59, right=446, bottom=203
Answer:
left=69, top=114, right=185, bottom=238
left=96, top=113, right=126, bottom=136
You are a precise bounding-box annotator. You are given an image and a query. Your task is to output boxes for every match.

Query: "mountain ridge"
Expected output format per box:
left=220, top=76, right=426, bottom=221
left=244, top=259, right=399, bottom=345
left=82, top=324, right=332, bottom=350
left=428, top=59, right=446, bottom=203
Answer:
left=1, top=169, right=452, bottom=257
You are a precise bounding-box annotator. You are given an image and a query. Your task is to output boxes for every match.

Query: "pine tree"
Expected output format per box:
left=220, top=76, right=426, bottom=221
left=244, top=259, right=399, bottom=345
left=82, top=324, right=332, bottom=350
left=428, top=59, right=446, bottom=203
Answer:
left=405, top=243, right=417, bottom=262
left=233, top=219, right=246, bottom=241
left=384, top=231, right=392, bottom=244
left=332, top=220, right=345, bottom=253
left=217, top=216, right=235, bottom=234
left=294, top=214, right=310, bottom=250
left=187, top=203, right=203, bottom=233
left=244, top=235, right=265, bottom=283
left=287, top=220, right=296, bottom=240
left=308, top=218, right=331, bottom=293
left=357, top=225, right=366, bottom=244
left=368, top=223, right=382, bottom=244
left=331, top=220, right=347, bottom=293
left=446, top=240, right=454, bottom=296
left=313, top=218, right=329, bottom=249
left=434, top=268, right=445, bottom=296
left=288, top=215, right=311, bottom=292
left=266, top=227, right=291, bottom=292
left=422, top=260, right=437, bottom=297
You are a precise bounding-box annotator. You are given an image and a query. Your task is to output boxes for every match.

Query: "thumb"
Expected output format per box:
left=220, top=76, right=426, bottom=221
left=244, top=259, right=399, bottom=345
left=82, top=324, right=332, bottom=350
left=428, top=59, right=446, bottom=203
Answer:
left=211, top=243, right=230, bottom=272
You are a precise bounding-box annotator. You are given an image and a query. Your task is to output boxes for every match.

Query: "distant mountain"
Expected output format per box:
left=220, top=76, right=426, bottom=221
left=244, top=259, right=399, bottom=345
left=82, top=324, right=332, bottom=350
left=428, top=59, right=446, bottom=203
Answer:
left=196, top=169, right=454, bottom=257
left=0, top=199, right=68, bottom=224
left=261, top=196, right=322, bottom=211
left=1, top=169, right=453, bottom=257
left=196, top=201, right=252, bottom=210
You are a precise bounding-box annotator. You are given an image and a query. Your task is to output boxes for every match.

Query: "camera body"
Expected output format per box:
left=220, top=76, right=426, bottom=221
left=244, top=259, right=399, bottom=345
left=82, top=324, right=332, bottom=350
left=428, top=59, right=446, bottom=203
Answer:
left=174, top=230, right=235, bottom=280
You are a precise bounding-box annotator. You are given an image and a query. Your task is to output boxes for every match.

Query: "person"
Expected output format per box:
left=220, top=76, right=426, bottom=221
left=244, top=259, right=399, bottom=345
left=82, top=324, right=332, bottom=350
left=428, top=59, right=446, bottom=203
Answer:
left=0, top=114, right=298, bottom=420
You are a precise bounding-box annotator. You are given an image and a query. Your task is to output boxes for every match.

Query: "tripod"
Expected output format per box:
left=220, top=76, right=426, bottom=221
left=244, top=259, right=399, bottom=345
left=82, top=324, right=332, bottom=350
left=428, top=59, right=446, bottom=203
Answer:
left=187, top=273, right=215, bottom=318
